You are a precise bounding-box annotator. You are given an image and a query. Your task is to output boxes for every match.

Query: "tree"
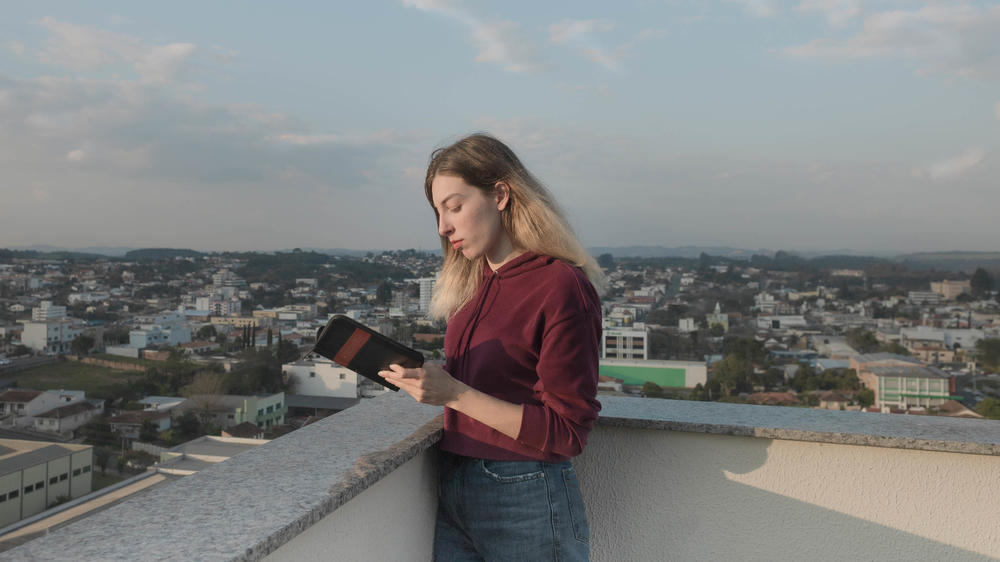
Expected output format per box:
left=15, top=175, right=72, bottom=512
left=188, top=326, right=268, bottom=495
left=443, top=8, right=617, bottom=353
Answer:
left=597, top=253, right=615, bottom=270
left=376, top=281, right=393, bottom=304
left=970, top=268, right=993, bottom=298
left=94, top=446, right=112, bottom=474
left=845, top=328, right=879, bottom=354
left=709, top=355, right=753, bottom=397
left=139, top=420, right=160, bottom=442
left=857, top=388, right=875, bottom=408
left=196, top=325, right=217, bottom=341
left=723, top=337, right=766, bottom=365
left=642, top=381, right=664, bottom=398
left=975, top=397, right=1000, bottom=420
left=71, top=335, right=95, bottom=355
left=878, top=342, right=910, bottom=356
left=177, top=410, right=202, bottom=438
left=80, top=416, right=117, bottom=447
left=975, top=339, right=1000, bottom=372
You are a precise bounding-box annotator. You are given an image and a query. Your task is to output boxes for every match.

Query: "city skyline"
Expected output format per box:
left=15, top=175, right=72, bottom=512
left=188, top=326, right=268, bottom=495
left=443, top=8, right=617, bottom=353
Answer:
left=1, top=1, right=997, bottom=253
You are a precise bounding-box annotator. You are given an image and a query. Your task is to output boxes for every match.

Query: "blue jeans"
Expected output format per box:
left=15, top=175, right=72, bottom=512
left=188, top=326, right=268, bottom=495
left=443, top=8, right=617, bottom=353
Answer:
left=434, top=450, right=590, bottom=561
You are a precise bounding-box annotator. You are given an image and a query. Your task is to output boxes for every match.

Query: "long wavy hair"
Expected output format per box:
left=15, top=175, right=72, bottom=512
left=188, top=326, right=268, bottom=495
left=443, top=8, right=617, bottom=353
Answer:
left=424, top=133, right=605, bottom=320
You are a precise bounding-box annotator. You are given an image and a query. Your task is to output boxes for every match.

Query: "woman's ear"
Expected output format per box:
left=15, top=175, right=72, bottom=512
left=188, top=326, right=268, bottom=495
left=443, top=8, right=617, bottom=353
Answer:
left=494, top=182, right=511, bottom=212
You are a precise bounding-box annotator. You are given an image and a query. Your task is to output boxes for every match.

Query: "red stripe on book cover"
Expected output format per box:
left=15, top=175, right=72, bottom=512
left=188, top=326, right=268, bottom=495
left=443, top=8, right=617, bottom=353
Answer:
left=334, top=328, right=371, bottom=366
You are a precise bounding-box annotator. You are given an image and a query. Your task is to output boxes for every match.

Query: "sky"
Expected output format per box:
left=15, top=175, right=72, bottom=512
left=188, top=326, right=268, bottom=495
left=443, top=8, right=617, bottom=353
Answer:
left=0, top=1, right=997, bottom=254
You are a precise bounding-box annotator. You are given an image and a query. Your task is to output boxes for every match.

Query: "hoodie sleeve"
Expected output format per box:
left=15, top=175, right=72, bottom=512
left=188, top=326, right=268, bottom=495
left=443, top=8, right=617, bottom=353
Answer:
left=516, top=271, right=602, bottom=457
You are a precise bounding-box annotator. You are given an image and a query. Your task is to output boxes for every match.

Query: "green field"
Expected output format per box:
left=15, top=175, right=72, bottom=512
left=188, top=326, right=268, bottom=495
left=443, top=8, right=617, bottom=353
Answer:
left=11, top=361, right=144, bottom=398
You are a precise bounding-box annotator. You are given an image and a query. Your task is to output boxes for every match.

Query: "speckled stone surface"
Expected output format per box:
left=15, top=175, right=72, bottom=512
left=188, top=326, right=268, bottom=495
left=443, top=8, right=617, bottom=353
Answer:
left=6, top=393, right=1000, bottom=560
left=596, top=396, right=1000, bottom=456
left=1, top=393, right=443, bottom=562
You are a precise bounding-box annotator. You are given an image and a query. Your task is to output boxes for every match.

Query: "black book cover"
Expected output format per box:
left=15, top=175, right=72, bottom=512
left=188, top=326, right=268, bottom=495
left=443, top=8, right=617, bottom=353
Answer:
left=311, top=315, right=424, bottom=392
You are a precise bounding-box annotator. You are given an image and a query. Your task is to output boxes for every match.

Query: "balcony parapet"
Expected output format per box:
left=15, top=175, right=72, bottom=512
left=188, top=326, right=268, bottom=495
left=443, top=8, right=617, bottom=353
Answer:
left=596, top=396, right=1000, bottom=456
left=4, top=394, right=1000, bottom=560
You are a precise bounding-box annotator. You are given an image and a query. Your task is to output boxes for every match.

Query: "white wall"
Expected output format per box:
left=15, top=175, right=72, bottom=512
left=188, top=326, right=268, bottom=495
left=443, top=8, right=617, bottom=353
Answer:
left=264, top=448, right=438, bottom=562
left=283, top=362, right=358, bottom=398
left=574, top=426, right=1000, bottom=561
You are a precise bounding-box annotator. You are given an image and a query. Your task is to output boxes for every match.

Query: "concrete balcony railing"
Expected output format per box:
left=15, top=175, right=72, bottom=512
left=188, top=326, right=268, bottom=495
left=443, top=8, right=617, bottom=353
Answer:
left=4, top=393, right=1000, bottom=561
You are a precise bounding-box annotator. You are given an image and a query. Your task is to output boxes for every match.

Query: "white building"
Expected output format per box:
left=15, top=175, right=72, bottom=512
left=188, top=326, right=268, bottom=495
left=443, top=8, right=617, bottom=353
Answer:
left=601, top=320, right=648, bottom=360
left=900, top=326, right=985, bottom=351
left=31, top=301, right=66, bottom=321
left=418, top=277, right=436, bottom=314
left=130, top=311, right=192, bottom=348
left=757, top=315, right=808, bottom=331
left=20, top=318, right=84, bottom=354
left=282, top=358, right=360, bottom=399
left=32, top=401, right=100, bottom=434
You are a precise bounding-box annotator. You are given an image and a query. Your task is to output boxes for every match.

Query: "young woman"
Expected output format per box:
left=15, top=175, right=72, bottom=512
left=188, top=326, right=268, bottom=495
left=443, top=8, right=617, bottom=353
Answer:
left=379, top=133, right=604, bottom=561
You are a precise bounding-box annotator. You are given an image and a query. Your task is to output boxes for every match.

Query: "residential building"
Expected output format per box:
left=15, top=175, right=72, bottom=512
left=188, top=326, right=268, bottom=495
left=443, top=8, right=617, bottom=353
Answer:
left=282, top=359, right=359, bottom=399
left=418, top=277, right=436, bottom=314
left=178, top=393, right=286, bottom=430
left=930, top=280, right=970, bottom=300
left=0, top=439, right=93, bottom=527
left=900, top=326, right=984, bottom=352
left=756, top=315, right=808, bottom=331
left=31, top=301, right=66, bottom=321
left=908, top=291, right=941, bottom=305
left=20, top=318, right=84, bottom=354
left=108, top=411, right=172, bottom=440
left=32, top=401, right=100, bottom=434
left=0, top=390, right=81, bottom=426
left=129, top=311, right=192, bottom=348
left=601, top=320, right=648, bottom=360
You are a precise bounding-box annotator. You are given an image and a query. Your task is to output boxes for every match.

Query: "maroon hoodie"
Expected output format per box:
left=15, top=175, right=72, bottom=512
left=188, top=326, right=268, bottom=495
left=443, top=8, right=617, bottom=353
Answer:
left=440, top=252, right=602, bottom=463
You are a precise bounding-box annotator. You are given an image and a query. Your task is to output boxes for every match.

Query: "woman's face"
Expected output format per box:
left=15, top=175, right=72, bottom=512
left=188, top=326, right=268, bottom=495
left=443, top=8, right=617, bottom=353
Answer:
left=431, top=174, right=508, bottom=263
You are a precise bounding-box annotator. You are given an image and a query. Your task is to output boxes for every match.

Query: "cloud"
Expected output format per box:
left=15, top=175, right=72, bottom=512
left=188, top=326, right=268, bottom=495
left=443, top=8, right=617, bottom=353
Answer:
left=795, top=0, right=860, bottom=27
left=4, top=40, right=26, bottom=56
left=402, top=0, right=544, bottom=73
left=783, top=4, right=1000, bottom=78
left=548, top=20, right=664, bottom=71
left=549, top=19, right=615, bottom=45
left=919, top=147, right=985, bottom=180
left=34, top=17, right=198, bottom=84
left=725, top=0, right=779, bottom=18
left=0, top=73, right=415, bottom=188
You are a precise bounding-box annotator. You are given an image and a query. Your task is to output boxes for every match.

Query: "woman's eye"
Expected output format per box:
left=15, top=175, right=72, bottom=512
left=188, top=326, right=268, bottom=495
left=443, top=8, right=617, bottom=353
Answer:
left=450, top=206, right=461, bottom=213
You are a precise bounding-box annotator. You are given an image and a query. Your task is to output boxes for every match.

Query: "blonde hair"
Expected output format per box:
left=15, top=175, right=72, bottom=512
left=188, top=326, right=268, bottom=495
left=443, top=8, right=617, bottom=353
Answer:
left=424, top=133, right=605, bottom=320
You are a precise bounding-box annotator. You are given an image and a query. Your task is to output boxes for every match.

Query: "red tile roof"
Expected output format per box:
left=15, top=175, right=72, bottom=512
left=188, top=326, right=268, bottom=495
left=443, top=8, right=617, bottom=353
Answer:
left=0, top=389, right=44, bottom=403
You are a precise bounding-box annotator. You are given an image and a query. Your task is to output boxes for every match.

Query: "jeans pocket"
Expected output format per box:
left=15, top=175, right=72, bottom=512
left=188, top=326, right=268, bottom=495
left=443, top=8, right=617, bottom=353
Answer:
left=480, top=460, right=545, bottom=483
left=562, top=466, right=590, bottom=544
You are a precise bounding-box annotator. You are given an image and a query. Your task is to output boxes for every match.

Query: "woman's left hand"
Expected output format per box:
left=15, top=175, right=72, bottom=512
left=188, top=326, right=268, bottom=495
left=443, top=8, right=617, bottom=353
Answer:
left=379, top=363, right=467, bottom=406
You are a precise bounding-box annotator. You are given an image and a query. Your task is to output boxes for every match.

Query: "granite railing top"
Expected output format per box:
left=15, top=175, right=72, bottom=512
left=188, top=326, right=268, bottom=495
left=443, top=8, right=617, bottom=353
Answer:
left=597, top=395, right=1000, bottom=457
left=5, top=393, right=1000, bottom=561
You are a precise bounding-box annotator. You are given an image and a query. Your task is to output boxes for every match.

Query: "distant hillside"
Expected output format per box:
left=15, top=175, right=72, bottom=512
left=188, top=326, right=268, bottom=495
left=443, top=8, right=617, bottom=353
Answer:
left=894, top=252, right=1000, bottom=272
left=0, top=248, right=112, bottom=261
left=124, top=248, right=206, bottom=261
left=10, top=245, right=136, bottom=257
left=587, top=246, right=772, bottom=259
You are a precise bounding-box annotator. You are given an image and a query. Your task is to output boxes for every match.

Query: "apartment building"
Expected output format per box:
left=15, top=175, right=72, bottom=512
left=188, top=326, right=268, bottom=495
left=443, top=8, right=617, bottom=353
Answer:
left=601, top=318, right=648, bottom=360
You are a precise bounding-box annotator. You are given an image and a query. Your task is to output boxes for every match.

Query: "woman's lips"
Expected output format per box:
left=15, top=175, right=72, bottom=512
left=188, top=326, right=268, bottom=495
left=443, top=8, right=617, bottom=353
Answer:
left=451, top=239, right=463, bottom=250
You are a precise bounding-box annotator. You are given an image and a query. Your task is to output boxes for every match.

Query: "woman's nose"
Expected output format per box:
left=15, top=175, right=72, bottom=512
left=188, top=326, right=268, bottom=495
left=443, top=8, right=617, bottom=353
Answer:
left=438, top=217, right=453, bottom=237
